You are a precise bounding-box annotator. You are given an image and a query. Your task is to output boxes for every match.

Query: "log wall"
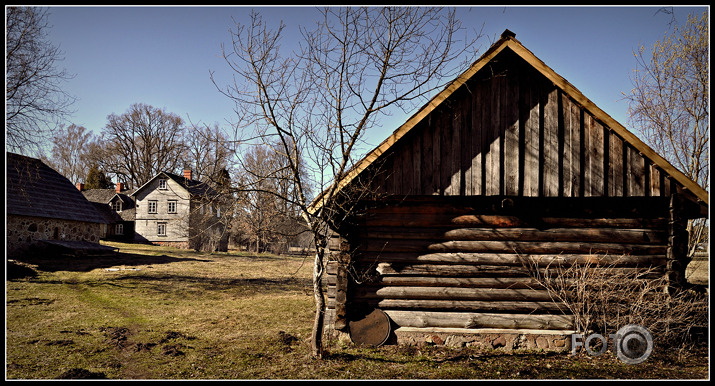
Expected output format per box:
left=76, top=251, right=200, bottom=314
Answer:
left=326, top=196, right=673, bottom=334
left=322, top=48, right=702, bottom=342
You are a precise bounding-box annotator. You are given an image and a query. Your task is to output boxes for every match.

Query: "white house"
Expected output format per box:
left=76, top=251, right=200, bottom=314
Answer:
left=132, top=169, right=228, bottom=251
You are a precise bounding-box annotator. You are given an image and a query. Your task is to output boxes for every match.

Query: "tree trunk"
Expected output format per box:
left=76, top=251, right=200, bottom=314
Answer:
left=311, top=248, right=326, bottom=358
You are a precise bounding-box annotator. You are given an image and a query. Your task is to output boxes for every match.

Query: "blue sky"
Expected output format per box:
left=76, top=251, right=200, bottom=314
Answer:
left=44, top=5, right=708, bottom=154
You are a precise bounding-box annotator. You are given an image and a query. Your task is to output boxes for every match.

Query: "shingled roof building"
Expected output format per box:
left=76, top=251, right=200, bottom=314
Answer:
left=318, top=31, right=708, bottom=349
left=80, top=182, right=136, bottom=242
left=6, top=152, right=108, bottom=257
left=132, top=169, right=228, bottom=252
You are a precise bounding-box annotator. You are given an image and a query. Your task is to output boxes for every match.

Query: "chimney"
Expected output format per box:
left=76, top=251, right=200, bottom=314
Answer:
left=76, top=183, right=84, bottom=191
left=116, top=182, right=124, bottom=193
left=183, top=168, right=192, bottom=181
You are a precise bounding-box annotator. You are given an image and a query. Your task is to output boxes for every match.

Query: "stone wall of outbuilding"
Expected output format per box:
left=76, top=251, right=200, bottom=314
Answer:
left=6, top=215, right=104, bottom=258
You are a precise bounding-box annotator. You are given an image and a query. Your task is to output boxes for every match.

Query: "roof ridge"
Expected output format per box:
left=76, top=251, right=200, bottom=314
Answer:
left=133, top=170, right=218, bottom=197
left=308, top=32, right=708, bottom=213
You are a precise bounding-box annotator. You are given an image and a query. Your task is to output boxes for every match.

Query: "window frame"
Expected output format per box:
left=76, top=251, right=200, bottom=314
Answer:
left=167, top=200, right=177, bottom=214
left=111, top=200, right=122, bottom=212
left=158, top=179, right=167, bottom=190
left=157, top=222, right=167, bottom=237
left=115, top=223, right=124, bottom=235
left=148, top=200, right=158, bottom=214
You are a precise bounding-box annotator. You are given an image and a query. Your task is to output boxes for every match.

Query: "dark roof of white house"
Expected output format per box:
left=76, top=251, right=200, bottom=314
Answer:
left=82, top=188, right=136, bottom=205
left=6, top=152, right=108, bottom=224
left=132, top=171, right=218, bottom=198
left=82, top=189, right=136, bottom=222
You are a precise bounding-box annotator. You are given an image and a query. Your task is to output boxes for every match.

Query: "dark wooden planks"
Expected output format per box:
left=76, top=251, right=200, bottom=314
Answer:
left=609, top=132, right=624, bottom=197
left=469, top=79, right=484, bottom=195
left=504, top=72, right=520, bottom=196
left=523, top=74, right=541, bottom=197
left=542, top=85, right=559, bottom=197
left=361, top=51, right=673, bottom=200
left=561, top=94, right=581, bottom=197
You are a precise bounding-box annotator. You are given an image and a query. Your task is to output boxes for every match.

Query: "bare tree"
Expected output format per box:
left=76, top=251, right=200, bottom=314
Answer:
left=97, top=103, right=187, bottom=188
left=6, top=6, right=75, bottom=154
left=622, top=11, right=709, bottom=255
left=184, top=122, right=233, bottom=183
left=188, top=193, right=231, bottom=253
left=182, top=123, right=242, bottom=252
left=214, top=7, right=481, bottom=357
left=624, top=11, right=709, bottom=190
left=234, top=143, right=308, bottom=253
left=236, top=145, right=283, bottom=252
left=43, top=124, right=95, bottom=184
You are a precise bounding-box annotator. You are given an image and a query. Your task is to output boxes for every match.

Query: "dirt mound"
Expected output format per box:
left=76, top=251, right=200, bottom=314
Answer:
left=278, top=331, right=298, bottom=346
left=160, top=330, right=195, bottom=343
left=100, top=326, right=130, bottom=349
left=162, top=344, right=186, bottom=357
left=58, top=368, right=106, bottom=379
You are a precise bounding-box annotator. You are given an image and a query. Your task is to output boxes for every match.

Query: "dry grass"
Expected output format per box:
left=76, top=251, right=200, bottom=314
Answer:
left=5, top=242, right=709, bottom=380
left=520, top=253, right=709, bottom=357
left=7, top=242, right=315, bottom=379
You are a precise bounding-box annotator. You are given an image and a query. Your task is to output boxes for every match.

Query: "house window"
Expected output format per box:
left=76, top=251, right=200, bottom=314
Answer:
left=112, top=200, right=122, bottom=212
left=116, top=224, right=124, bottom=235
left=157, top=222, right=167, bottom=236
left=148, top=200, right=157, bottom=214
left=159, top=179, right=167, bottom=190
left=168, top=200, right=177, bottom=214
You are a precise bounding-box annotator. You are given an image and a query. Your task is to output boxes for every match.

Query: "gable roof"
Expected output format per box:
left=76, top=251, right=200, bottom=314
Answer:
left=82, top=189, right=136, bottom=222
left=309, top=30, right=709, bottom=212
left=132, top=171, right=218, bottom=198
left=6, top=152, right=108, bottom=224
left=82, top=189, right=136, bottom=205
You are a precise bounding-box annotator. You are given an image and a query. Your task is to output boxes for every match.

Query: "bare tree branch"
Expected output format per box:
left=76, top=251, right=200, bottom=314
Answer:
left=214, top=7, right=481, bottom=358
left=6, top=6, right=76, bottom=154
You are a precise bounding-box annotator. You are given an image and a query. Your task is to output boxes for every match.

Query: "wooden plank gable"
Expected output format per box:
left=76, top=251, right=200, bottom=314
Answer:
left=361, top=48, right=671, bottom=203
left=311, top=30, right=708, bottom=214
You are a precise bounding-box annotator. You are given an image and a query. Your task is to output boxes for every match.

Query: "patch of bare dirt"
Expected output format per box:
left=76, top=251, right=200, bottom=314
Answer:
left=162, top=344, right=187, bottom=357
left=58, top=368, right=107, bottom=379
left=100, top=326, right=130, bottom=349
left=160, top=330, right=196, bottom=343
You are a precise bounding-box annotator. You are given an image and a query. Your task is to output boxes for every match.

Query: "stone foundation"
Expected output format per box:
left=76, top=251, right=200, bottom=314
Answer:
left=327, top=327, right=574, bottom=352
left=6, top=215, right=104, bottom=258
left=393, top=327, right=572, bottom=352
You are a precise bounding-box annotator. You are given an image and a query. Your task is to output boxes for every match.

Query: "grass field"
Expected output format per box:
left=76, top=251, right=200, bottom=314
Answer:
left=5, top=241, right=709, bottom=380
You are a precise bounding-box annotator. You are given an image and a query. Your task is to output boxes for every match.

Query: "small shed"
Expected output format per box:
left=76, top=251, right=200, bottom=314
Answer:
left=6, top=152, right=109, bottom=258
left=319, top=31, right=709, bottom=348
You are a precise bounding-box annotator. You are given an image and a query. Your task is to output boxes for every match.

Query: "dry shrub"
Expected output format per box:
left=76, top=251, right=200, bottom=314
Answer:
left=522, top=254, right=708, bottom=352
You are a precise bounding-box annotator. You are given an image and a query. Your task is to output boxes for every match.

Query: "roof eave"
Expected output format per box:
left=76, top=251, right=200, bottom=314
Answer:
left=309, top=33, right=515, bottom=214
left=308, top=32, right=709, bottom=214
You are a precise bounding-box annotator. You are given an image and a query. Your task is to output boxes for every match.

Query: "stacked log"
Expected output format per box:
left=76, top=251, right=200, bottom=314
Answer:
left=326, top=197, right=670, bottom=333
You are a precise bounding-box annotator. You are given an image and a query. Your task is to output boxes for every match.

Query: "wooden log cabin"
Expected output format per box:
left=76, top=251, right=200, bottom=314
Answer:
left=317, top=30, right=709, bottom=349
